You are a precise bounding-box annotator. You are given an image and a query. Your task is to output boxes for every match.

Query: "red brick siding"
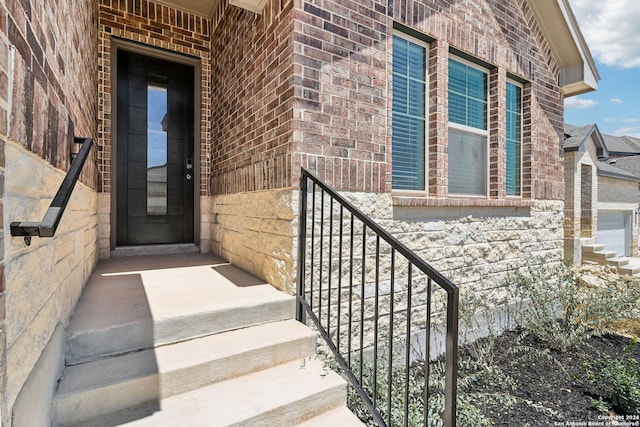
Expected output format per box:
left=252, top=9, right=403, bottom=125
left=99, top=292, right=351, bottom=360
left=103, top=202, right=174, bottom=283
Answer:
left=291, top=0, right=390, bottom=192
left=209, top=0, right=295, bottom=195
left=292, top=0, right=564, bottom=201
left=98, top=0, right=211, bottom=195
left=4, top=0, right=98, bottom=188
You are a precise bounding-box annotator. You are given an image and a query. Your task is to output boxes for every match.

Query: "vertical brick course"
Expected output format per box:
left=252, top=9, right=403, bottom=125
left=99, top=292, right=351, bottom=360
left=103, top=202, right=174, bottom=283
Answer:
left=488, top=67, right=506, bottom=199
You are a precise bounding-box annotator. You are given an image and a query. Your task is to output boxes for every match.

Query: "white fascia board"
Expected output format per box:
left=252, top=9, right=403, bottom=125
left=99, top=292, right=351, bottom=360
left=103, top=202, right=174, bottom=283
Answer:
left=527, top=0, right=600, bottom=97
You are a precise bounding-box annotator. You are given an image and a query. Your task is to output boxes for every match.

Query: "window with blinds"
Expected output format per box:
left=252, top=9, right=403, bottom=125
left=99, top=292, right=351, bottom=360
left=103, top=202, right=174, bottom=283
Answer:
left=392, top=35, right=427, bottom=191
left=506, top=81, right=522, bottom=196
left=447, top=58, right=488, bottom=196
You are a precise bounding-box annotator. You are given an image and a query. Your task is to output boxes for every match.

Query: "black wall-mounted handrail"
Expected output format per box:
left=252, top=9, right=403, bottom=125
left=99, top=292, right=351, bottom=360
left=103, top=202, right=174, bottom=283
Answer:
left=10, top=137, right=94, bottom=245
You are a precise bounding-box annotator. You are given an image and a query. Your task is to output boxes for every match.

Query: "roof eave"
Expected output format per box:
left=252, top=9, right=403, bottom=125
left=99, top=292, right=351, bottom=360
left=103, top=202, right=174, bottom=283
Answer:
left=597, top=169, right=640, bottom=183
left=527, top=0, right=600, bottom=97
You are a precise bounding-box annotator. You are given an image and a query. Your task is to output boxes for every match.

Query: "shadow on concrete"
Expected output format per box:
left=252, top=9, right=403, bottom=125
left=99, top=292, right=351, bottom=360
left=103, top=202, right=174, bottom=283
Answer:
left=211, top=264, right=267, bottom=287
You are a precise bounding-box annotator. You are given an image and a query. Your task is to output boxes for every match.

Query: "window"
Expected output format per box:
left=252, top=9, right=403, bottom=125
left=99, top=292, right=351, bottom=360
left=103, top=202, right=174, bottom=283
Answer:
left=392, top=34, right=427, bottom=191
left=506, top=81, right=522, bottom=196
left=447, top=58, right=488, bottom=196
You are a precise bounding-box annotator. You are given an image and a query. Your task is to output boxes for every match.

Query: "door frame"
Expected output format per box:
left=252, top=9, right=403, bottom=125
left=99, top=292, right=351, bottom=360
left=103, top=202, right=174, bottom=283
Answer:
left=110, top=37, right=202, bottom=250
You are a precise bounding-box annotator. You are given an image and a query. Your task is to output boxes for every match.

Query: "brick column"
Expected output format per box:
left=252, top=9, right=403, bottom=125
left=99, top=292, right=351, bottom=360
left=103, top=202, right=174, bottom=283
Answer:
left=521, top=83, right=533, bottom=198
left=428, top=40, right=449, bottom=197
left=488, top=67, right=506, bottom=198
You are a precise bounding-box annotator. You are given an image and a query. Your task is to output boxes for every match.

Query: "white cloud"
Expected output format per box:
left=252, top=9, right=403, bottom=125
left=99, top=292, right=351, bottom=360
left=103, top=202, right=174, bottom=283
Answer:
left=604, top=117, right=639, bottom=124
left=564, top=98, right=598, bottom=109
left=570, top=0, right=640, bottom=68
left=610, top=98, right=623, bottom=104
left=613, top=126, right=640, bottom=138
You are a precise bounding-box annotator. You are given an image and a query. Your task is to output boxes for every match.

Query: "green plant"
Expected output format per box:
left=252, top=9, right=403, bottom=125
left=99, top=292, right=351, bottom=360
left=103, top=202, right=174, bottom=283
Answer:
left=346, top=356, right=492, bottom=427
left=508, top=259, right=635, bottom=352
left=581, top=339, right=640, bottom=415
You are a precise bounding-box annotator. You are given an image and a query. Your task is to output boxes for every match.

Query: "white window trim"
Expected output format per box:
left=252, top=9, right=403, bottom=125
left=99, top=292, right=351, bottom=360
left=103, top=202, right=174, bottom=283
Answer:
left=447, top=56, right=489, bottom=197
left=391, top=31, right=430, bottom=194
left=506, top=79, right=523, bottom=198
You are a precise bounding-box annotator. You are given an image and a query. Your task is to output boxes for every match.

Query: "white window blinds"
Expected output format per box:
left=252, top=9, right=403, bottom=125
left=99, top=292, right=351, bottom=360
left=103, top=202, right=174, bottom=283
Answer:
left=392, top=35, right=427, bottom=191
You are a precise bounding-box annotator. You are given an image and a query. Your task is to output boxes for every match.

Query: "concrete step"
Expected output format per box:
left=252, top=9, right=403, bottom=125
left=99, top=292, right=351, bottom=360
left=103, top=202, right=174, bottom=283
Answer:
left=583, top=249, right=617, bottom=264
left=608, top=256, right=630, bottom=267
left=65, top=254, right=295, bottom=365
left=618, top=263, right=640, bottom=276
left=53, top=320, right=316, bottom=427
left=593, top=250, right=617, bottom=259
left=57, top=358, right=347, bottom=427
left=582, top=243, right=605, bottom=254
left=296, top=406, right=366, bottom=426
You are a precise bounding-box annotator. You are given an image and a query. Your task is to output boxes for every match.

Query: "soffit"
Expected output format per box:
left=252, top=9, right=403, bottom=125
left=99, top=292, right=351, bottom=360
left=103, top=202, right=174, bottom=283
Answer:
left=526, top=0, right=600, bottom=97
left=154, top=0, right=265, bottom=17
left=153, top=0, right=219, bottom=17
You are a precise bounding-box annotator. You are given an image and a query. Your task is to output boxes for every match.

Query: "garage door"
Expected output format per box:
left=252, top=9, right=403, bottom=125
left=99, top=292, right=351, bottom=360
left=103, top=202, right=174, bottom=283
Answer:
left=597, top=211, right=630, bottom=256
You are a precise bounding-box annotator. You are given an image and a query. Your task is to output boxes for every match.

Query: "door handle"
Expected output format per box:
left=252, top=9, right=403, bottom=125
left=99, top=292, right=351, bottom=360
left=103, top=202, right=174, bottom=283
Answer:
left=186, top=158, right=193, bottom=170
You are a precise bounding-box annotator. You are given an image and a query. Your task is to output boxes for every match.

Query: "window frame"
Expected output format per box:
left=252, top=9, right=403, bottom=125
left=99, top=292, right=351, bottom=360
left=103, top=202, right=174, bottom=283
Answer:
left=506, top=79, right=523, bottom=197
left=447, top=56, right=490, bottom=197
left=391, top=31, right=430, bottom=193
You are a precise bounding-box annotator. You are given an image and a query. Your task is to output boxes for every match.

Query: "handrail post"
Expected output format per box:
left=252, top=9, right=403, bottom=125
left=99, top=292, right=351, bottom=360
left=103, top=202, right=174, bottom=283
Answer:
left=296, top=170, right=308, bottom=323
left=444, top=288, right=459, bottom=427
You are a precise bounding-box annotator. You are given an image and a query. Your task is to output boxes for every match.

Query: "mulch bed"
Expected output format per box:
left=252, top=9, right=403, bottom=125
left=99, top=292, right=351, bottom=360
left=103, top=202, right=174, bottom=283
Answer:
left=462, top=330, right=640, bottom=427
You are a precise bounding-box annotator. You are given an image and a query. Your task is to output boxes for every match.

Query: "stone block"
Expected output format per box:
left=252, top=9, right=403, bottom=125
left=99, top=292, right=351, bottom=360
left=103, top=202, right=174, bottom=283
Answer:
left=6, top=293, right=59, bottom=410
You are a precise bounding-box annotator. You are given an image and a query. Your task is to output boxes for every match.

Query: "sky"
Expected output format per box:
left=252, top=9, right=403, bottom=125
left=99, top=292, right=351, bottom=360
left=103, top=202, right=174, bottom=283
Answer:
left=564, top=0, right=640, bottom=138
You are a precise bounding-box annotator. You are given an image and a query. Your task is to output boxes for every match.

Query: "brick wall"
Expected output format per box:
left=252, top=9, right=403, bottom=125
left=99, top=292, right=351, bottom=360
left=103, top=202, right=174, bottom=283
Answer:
left=98, top=0, right=211, bottom=195
left=5, top=0, right=98, bottom=186
left=209, top=0, right=294, bottom=195
left=598, top=176, right=638, bottom=205
left=291, top=0, right=564, bottom=201
left=291, top=0, right=390, bottom=192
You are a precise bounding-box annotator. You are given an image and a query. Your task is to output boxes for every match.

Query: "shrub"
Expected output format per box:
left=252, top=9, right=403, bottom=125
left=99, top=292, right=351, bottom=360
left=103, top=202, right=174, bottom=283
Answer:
left=346, top=356, right=492, bottom=427
left=581, top=339, right=640, bottom=415
left=508, top=260, right=635, bottom=352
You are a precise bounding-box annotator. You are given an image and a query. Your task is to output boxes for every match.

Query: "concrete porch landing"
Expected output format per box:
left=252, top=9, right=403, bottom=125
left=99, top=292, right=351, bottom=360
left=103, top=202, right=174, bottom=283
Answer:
left=53, top=253, right=364, bottom=426
left=65, top=253, right=295, bottom=364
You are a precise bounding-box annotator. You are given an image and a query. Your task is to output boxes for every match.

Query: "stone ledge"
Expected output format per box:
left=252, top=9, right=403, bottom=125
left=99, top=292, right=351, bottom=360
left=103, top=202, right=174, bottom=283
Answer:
left=392, top=196, right=535, bottom=208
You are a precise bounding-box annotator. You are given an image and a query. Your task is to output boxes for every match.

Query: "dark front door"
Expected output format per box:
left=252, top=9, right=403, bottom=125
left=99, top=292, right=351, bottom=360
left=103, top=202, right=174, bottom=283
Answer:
left=116, top=50, right=194, bottom=245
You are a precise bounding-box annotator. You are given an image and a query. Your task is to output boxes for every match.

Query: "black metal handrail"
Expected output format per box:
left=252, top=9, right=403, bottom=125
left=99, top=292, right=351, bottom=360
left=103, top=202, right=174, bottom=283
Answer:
left=11, top=137, right=94, bottom=245
left=296, top=168, right=459, bottom=427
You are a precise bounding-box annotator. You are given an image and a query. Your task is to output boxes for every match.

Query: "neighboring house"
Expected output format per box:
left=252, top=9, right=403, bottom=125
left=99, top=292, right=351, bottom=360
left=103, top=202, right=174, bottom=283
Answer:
left=0, top=0, right=597, bottom=425
left=564, top=124, right=640, bottom=263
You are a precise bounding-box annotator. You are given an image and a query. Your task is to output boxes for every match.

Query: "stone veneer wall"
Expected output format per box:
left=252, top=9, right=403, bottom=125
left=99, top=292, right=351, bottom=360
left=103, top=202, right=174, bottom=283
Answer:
left=0, top=0, right=98, bottom=424
left=97, top=0, right=211, bottom=257
left=300, top=189, right=563, bottom=361
left=212, top=189, right=298, bottom=293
